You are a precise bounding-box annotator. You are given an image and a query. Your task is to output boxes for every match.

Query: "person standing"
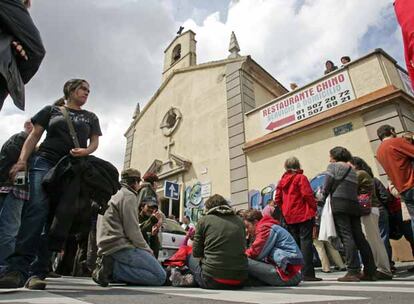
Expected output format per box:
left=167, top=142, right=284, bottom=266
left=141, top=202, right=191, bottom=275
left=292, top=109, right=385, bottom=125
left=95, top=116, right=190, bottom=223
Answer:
left=322, top=147, right=376, bottom=281
left=0, top=79, right=101, bottom=290
left=93, top=168, right=166, bottom=287
left=0, top=0, right=46, bottom=111
left=376, top=125, right=414, bottom=232
left=274, top=157, right=321, bottom=281
left=0, top=120, right=33, bottom=264
left=181, top=215, right=195, bottom=231
left=351, top=157, right=393, bottom=280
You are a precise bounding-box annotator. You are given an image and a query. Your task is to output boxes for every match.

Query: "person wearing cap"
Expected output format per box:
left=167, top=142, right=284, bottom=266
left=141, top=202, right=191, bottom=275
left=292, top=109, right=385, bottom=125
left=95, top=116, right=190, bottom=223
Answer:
left=139, top=196, right=163, bottom=258
left=93, top=168, right=166, bottom=287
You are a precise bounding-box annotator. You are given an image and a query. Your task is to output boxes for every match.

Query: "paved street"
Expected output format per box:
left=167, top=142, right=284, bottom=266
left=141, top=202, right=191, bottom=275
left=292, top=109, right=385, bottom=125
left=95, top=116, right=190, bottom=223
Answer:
left=1, top=264, right=414, bottom=304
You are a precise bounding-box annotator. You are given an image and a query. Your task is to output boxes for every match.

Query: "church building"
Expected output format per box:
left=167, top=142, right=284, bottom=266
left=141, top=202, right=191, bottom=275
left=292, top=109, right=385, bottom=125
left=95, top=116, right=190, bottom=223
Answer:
left=124, top=29, right=414, bottom=233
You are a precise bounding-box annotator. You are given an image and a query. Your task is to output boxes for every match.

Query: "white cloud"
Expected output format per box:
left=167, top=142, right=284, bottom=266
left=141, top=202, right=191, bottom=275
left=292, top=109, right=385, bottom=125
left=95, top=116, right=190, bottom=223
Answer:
left=183, top=0, right=394, bottom=85
left=0, top=0, right=402, bottom=173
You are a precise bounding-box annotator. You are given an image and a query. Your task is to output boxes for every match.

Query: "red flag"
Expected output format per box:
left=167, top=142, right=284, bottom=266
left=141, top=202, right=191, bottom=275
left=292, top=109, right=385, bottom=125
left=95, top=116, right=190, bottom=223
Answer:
left=395, top=0, right=414, bottom=89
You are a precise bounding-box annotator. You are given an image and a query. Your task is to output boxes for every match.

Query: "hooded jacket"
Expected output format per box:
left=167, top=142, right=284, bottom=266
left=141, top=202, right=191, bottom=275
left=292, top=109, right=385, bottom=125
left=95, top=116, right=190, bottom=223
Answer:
left=322, top=162, right=360, bottom=215
left=192, top=204, right=248, bottom=281
left=274, top=170, right=317, bottom=224
left=0, top=0, right=45, bottom=111
left=97, top=185, right=151, bottom=256
left=246, top=215, right=303, bottom=281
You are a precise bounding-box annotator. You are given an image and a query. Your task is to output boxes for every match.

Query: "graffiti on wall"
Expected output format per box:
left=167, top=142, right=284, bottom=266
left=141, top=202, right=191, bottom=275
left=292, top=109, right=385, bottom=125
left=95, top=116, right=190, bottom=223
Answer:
left=248, top=184, right=275, bottom=210
left=184, top=182, right=205, bottom=223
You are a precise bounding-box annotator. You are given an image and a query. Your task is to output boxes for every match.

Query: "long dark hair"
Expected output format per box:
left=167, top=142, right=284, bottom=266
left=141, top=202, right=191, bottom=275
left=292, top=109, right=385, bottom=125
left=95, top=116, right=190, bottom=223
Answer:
left=352, top=156, right=374, bottom=177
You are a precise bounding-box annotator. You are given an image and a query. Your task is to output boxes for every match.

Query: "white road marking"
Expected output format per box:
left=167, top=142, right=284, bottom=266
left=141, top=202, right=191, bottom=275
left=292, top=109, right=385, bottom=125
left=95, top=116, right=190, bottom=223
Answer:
left=0, top=290, right=92, bottom=304
left=124, top=286, right=368, bottom=304
left=295, top=284, right=414, bottom=293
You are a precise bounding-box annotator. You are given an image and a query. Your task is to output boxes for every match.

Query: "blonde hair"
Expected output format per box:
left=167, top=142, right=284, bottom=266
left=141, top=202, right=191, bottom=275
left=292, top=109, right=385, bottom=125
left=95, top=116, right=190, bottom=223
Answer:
left=284, top=156, right=301, bottom=171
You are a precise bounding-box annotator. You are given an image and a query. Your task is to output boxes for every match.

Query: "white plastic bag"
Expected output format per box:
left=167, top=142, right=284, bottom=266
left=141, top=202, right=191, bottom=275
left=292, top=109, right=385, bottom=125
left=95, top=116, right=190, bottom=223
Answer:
left=318, top=195, right=337, bottom=241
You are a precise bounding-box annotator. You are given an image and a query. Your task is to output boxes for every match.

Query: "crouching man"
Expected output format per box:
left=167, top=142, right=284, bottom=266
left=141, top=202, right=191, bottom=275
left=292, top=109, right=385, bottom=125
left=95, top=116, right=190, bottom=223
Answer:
left=92, top=168, right=166, bottom=287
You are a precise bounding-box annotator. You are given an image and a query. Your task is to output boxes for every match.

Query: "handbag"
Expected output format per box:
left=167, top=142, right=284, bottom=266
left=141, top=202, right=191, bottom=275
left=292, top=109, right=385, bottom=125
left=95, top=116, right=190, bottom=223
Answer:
left=318, top=195, right=336, bottom=241
left=318, top=166, right=352, bottom=241
left=357, top=193, right=372, bottom=215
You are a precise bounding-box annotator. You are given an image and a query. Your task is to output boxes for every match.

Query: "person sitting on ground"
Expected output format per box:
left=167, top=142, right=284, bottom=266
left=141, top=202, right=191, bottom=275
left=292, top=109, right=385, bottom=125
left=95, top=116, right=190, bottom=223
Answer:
left=274, top=157, right=321, bottom=281
left=340, top=56, right=351, bottom=66
left=324, top=60, right=338, bottom=75
left=139, top=197, right=163, bottom=258
left=243, top=209, right=303, bottom=286
left=187, top=194, right=248, bottom=289
left=93, top=168, right=166, bottom=287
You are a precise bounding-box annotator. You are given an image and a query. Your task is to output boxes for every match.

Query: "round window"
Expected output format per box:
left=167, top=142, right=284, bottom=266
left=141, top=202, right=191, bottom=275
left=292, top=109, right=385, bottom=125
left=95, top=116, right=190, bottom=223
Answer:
left=160, top=108, right=182, bottom=137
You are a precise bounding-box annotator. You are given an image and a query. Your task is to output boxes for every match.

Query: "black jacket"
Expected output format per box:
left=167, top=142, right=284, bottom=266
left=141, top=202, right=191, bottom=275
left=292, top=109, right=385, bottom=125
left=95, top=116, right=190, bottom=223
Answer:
left=0, top=131, right=27, bottom=186
left=374, top=177, right=392, bottom=210
left=0, top=0, right=45, bottom=111
left=42, top=155, right=120, bottom=251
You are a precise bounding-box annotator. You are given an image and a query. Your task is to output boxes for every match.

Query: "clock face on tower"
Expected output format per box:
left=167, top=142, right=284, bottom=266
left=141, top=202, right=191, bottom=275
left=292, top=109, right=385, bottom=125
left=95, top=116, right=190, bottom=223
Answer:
left=160, top=107, right=182, bottom=137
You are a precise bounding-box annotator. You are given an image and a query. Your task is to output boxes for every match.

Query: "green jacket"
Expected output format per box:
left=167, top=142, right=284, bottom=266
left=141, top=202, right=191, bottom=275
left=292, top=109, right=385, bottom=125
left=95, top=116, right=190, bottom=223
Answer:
left=356, top=170, right=380, bottom=208
left=193, top=205, right=248, bottom=280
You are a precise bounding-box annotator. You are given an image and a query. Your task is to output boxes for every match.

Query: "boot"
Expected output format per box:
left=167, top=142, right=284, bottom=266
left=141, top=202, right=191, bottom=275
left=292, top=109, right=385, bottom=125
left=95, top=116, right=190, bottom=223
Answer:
left=92, top=255, right=113, bottom=287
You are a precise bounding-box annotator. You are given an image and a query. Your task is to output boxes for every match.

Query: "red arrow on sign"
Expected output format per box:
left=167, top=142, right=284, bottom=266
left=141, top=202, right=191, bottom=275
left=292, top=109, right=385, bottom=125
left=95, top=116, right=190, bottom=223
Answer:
left=265, top=114, right=296, bottom=131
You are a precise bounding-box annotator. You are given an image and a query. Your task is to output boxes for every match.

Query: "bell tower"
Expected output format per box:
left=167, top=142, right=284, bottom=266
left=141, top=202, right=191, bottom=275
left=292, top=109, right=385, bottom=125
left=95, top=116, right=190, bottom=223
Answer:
left=162, top=29, right=197, bottom=81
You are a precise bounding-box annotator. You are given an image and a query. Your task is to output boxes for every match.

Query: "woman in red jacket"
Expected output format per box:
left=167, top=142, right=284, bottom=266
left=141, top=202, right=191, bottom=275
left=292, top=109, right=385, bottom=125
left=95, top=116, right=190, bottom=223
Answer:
left=274, top=157, right=321, bottom=281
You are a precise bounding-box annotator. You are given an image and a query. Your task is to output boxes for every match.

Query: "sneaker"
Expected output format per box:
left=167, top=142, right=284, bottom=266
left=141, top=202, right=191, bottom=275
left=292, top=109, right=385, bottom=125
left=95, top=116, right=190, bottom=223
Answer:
left=303, top=276, right=323, bottom=281
left=337, top=272, right=360, bottom=282
left=25, top=276, right=46, bottom=290
left=376, top=271, right=393, bottom=280
left=0, top=271, right=25, bottom=288
left=92, top=255, right=113, bottom=287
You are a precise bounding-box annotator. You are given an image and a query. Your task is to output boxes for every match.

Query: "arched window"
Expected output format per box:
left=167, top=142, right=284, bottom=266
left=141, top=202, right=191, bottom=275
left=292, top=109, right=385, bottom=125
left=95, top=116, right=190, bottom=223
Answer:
left=171, top=44, right=181, bottom=64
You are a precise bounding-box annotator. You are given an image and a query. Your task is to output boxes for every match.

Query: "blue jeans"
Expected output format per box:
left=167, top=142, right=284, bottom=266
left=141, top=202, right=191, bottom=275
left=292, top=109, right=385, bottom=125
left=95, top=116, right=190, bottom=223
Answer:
left=378, top=208, right=392, bottom=262
left=400, top=188, right=414, bottom=234
left=111, top=248, right=166, bottom=286
left=0, top=193, right=25, bottom=265
left=4, top=155, right=53, bottom=280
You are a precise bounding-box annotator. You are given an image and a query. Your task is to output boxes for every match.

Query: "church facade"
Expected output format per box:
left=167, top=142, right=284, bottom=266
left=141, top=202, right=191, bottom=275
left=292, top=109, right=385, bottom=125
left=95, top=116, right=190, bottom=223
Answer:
left=125, top=30, right=414, bottom=228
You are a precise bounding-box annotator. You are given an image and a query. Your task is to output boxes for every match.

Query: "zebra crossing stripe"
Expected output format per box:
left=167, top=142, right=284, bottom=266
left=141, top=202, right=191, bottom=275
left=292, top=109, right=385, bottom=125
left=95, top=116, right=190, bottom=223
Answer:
left=0, top=290, right=92, bottom=304
left=125, top=286, right=368, bottom=304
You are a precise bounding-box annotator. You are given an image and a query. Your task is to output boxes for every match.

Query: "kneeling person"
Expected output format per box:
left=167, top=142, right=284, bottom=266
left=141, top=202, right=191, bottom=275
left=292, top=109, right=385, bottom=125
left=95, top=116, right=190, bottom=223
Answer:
left=93, top=169, right=166, bottom=287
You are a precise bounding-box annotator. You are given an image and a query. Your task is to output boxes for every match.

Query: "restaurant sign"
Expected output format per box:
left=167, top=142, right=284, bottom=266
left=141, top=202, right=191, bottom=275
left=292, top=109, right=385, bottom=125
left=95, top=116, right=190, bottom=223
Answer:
left=261, top=71, right=356, bottom=133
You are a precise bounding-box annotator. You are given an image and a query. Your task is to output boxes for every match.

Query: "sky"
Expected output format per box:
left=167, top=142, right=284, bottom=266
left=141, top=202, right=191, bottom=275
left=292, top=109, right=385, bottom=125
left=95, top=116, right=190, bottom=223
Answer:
left=0, top=0, right=404, bottom=172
